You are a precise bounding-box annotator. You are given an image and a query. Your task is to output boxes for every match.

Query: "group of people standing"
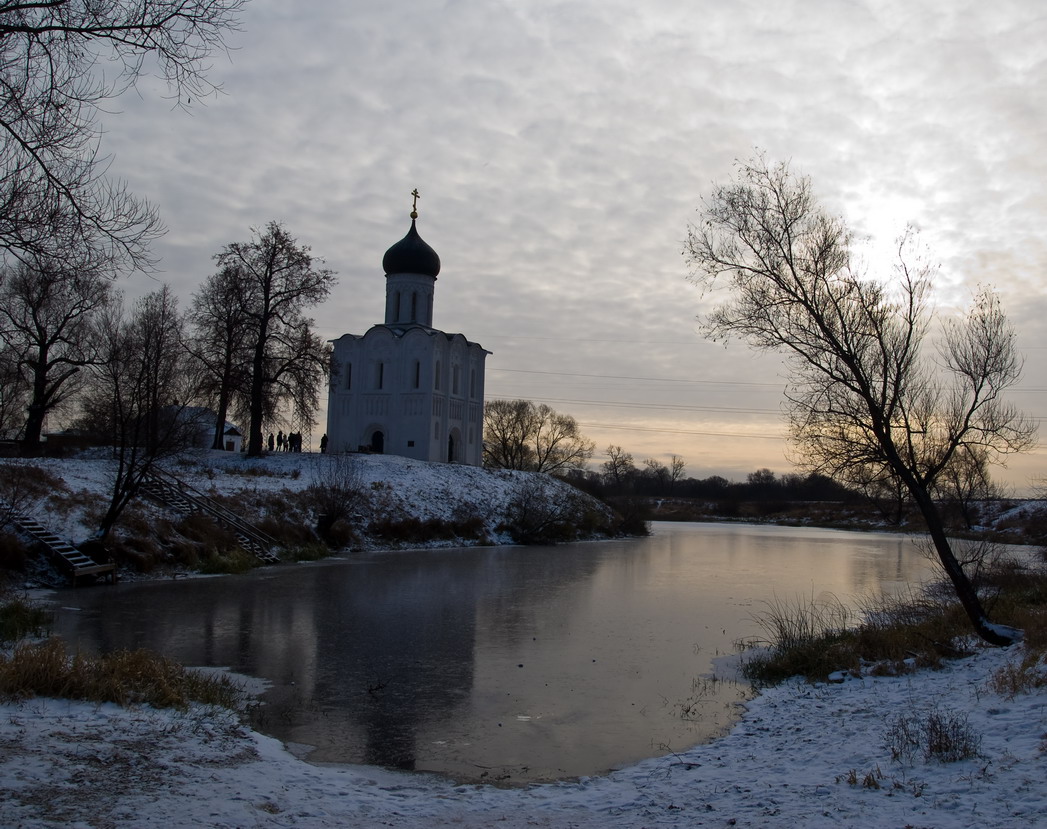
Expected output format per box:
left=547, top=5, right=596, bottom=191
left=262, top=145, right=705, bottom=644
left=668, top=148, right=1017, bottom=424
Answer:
left=264, top=431, right=330, bottom=453
left=268, top=431, right=304, bottom=453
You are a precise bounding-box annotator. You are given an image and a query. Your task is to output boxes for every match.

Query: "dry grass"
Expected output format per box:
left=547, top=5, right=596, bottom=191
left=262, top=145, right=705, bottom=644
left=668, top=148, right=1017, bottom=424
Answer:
left=0, top=593, right=52, bottom=643
left=739, top=560, right=1047, bottom=686
left=989, top=648, right=1047, bottom=698
left=738, top=590, right=972, bottom=686
left=0, top=461, right=69, bottom=503
left=0, top=637, right=244, bottom=710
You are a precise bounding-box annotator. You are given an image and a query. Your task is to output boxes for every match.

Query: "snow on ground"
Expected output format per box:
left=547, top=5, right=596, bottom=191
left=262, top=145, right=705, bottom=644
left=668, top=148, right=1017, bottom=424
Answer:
left=0, top=644, right=1044, bottom=828
left=3, top=452, right=1046, bottom=826
left=4, top=449, right=603, bottom=553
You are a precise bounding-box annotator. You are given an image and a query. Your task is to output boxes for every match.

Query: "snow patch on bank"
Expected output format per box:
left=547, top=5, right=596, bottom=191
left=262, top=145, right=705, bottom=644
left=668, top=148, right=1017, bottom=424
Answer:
left=1, top=645, right=1044, bottom=827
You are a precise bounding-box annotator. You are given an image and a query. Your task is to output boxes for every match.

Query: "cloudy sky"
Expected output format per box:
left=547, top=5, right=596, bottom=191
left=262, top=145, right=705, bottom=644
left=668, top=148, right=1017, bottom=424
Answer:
left=101, top=0, right=1046, bottom=489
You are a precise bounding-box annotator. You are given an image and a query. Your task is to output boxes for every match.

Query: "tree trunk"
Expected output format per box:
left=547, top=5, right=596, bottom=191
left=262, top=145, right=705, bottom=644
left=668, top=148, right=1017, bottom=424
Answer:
left=247, top=331, right=266, bottom=456
left=909, top=486, right=1019, bottom=646
left=212, top=387, right=230, bottom=450
left=20, top=345, right=49, bottom=452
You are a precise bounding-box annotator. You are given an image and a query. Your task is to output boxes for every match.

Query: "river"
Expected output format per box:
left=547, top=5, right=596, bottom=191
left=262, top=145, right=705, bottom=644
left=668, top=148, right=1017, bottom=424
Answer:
left=48, top=521, right=940, bottom=784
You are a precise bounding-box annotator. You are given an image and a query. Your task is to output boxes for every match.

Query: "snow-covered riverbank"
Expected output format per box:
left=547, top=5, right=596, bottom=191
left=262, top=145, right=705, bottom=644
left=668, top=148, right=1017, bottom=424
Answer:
left=3, top=451, right=1045, bottom=826
left=1, top=643, right=1044, bottom=828
left=2, top=450, right=616, bottom=583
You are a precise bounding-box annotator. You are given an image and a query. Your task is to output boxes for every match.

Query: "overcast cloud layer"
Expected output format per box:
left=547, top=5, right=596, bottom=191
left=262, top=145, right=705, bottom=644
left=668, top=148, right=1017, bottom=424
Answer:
left=98, top=0, right=1046, bottom=489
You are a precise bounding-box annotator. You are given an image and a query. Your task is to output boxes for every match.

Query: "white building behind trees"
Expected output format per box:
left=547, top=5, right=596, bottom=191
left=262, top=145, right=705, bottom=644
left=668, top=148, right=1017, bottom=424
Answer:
left=326, top=200, right=489, bottom=465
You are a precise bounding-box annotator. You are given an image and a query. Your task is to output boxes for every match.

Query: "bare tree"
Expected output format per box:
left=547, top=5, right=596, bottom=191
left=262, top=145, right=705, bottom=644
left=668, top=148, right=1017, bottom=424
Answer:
left=80, top=286, right=198, bottom=540
left=0, top=1, right=245, bottom=271
left=668, top=454, right=686, bottom=493
left=934, top=445, right=999, bottom=531
left=0, top=259, right=112, bottom=451
left=483, top=399, right=594, bottom=474
left=187, top=265, right=252, bottom=449
left=212, top=221, right=336, bottom=456
left=483, top=399, right=536, bottom=470
left=602, top=444, right=636, bottom=489
left=530, top=403, right=594, bottom=473
left=642, top=457, right=670, bottom=491
left=685, top=155, right=1036, bottom=646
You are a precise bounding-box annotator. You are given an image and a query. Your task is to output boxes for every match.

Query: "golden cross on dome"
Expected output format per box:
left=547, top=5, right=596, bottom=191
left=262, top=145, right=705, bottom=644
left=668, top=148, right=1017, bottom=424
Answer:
left=410, top=188, right=420, bottom=219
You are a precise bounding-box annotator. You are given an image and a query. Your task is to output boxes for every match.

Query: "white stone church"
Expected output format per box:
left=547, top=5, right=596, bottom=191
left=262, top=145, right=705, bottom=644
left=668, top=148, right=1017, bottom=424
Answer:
left=326, top=200, right=489, bottom=465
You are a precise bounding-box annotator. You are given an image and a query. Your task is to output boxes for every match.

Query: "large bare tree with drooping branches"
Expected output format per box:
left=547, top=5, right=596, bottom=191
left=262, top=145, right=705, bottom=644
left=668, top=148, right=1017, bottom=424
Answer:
left=685, top=155, right=1036, bottom=646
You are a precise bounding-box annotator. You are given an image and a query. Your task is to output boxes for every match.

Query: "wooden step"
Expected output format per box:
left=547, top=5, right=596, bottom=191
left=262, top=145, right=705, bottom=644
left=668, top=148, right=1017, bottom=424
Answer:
left=2, top=500, right=117, bottom=586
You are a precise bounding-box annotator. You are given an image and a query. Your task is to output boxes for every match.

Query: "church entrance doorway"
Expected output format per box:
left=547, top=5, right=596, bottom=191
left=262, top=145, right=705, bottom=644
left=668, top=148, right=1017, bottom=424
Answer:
left=447, top=428, right=462, bottom=463
left=370, top=430, right=384, bottom=454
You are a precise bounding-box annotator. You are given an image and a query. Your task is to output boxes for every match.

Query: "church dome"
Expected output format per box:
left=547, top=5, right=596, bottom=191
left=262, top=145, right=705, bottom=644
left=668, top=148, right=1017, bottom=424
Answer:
left=382, top=220, right=441, bottom=277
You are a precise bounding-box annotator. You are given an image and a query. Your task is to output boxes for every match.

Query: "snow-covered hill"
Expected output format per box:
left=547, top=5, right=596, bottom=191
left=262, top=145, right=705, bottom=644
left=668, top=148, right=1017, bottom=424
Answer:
left=0, top=450, right=617, bottom=582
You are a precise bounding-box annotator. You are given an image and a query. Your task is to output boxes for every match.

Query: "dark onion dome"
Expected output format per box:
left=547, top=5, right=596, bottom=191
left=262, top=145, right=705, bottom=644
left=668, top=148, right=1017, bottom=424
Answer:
left=382, top=219, right=441, bottom=277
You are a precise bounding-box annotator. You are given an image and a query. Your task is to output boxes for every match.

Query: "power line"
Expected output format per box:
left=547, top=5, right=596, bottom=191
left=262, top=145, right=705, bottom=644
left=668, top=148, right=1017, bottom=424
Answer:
left=485, top=393, right=782, bottom=416
left=474, top=333, right=708, bottom=345
left=475, top=333, right=1047, bottom=355
left=489, top=367, right=1047, bottom=395
left=491, top=367, right=784, bottom=387
left=577, top=421, right=1047, bottom=451
left=577, top=422, right=786, bottom=439
left=487, top=391, right=1047, bottom=423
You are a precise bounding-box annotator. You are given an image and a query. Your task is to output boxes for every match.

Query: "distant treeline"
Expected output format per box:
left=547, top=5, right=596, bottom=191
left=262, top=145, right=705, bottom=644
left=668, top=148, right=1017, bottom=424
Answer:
left=563, top=466, right=855, bottom=503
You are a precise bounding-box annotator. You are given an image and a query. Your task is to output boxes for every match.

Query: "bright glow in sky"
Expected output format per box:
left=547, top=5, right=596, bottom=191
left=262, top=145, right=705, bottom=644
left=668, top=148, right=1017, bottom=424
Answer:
left=100, top=0, right=1046, bottom=491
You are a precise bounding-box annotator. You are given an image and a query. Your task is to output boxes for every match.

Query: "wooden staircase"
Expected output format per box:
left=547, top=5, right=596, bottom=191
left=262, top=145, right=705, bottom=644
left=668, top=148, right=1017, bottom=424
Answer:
left=1, top=502, right=117, bottom=586
left=138, top=469, right=281, bottom=564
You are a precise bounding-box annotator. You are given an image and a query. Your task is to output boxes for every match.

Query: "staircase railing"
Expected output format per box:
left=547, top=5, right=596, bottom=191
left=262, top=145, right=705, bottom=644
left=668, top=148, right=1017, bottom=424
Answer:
left=138, top=468, right=281, bottom=564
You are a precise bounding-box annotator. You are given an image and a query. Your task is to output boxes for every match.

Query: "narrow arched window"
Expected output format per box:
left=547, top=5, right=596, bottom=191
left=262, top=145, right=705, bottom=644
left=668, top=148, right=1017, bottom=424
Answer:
left=377, top=362, right=384, bottom=390
left=411, top=292, right=418, bottom=322
left=346, top=363, right=352, bottom=390
left=469, top=368, right=476, bottom=398
left=394, top=291, right=401, bottom=321
left=435, top=361, right=441, bottom=391
left=413, top=360, right=421, bottom=389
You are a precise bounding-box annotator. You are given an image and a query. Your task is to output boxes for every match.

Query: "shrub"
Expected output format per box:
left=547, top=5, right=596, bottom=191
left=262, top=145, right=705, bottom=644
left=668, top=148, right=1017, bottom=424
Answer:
left=108, top=535, right=164, bottom=573
left=884, top=707, right=982, bottom=764
left=366, top=513, right=489, bottom=545
left=284, top=543, right=333, bottom=562
left=198, top=548, right=257, bottom=575
left=453, top=515, right=487, bottom=540
left=323, top=518, right=359, bottom=550
left=502, top=478, right=594, bottom=544
left=609, top=498, right=651, bottom=537
left=175, top=513, right=239, bottom=551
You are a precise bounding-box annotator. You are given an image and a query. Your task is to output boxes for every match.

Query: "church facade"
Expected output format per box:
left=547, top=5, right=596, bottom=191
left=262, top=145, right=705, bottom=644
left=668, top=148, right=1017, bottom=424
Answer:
left=326, top=203, right=489, bottom=465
